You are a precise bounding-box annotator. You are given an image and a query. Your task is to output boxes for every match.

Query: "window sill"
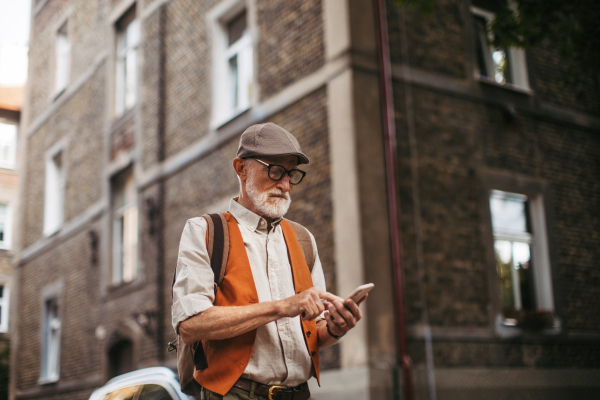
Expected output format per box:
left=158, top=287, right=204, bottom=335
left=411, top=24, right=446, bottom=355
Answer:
left=49, top=86, right=67, bottom=103
left=495, top=313, right=561, bottom=338
left=38, top=376, right=59, bottom=385
left=210, top=105, right=251, bottom=131
left=477, top=75, right=533, bottom=96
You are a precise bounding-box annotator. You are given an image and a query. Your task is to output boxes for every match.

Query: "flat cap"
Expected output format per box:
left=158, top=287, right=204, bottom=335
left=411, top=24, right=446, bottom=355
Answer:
left=237, top=122, right=309, bottom=164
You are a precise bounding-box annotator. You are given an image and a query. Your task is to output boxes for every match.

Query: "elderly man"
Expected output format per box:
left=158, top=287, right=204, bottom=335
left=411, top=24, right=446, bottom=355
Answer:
left=172, top=123, right=364, bottom=400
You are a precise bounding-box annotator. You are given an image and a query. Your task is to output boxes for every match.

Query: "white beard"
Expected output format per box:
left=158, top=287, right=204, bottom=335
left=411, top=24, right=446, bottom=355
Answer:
left=246, top=173, right=292, bottom=219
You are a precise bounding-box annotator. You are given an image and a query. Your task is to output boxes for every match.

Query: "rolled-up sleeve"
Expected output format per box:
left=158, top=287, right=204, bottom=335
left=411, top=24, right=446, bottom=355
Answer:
left=171, top=217, right=216, bottom=334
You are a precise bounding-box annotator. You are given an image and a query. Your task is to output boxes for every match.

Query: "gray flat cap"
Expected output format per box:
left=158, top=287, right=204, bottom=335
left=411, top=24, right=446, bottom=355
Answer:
left=237, top=122, right=309, bottom=164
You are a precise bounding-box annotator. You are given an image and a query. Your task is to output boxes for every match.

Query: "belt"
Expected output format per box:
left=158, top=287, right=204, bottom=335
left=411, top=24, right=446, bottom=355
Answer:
left=233, top=378, right=310, bottom=400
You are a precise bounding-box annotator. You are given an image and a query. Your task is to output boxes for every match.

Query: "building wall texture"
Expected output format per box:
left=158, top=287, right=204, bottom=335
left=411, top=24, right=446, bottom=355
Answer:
left=13, top=0, right=600, bottom=399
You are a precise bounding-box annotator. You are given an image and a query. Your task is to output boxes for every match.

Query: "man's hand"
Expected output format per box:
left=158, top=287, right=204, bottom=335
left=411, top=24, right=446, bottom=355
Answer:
left=280, top=288, right=343, bottom=321
left=324, top=295, right=366, bottom=338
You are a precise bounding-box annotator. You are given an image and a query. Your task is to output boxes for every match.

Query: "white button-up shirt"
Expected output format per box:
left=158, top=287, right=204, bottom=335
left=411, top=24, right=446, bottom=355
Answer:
left=171, top=198, right=327, bottom=386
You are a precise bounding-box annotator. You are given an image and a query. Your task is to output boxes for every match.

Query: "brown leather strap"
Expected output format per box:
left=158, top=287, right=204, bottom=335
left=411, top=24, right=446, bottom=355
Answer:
left=201, top=213, right=229, bottom=286
left=283, top=219, right=315, bottom=273
left=233, top=378, right=309, bottom=400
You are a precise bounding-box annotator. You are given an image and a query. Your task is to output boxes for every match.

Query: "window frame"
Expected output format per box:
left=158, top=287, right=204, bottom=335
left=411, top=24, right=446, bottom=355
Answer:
left=39, top=282, right=63, bottom=384
left=0, top=203, right=12, bottom=250
left=43, top=142, right=67, bottom=237
left=479, top=171, right=560, bottom=336
left=208, top=0, right=256, bottom=129
left=0, top=284, right=9, bottom=333
left=0, top=120, right=18, bottom=170
left=114, top=5, right=140, bottom=119
left=470, top=5, right=531, bottom=92
left=110, top=166, right=138, bottom=287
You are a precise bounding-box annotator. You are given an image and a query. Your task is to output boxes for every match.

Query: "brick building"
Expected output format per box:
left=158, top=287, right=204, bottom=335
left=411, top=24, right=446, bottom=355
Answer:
left=11, top=0, right=600, bottom=399
left=0, top=83, right=24, bottom=399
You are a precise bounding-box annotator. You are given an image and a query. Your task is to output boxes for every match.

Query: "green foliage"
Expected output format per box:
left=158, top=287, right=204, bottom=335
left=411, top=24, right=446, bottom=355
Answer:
left=488, top=0, right=600, bottom=78
left=396, top=0, right=436, bottom=15
left=396, top=0, right=600, bottom=96
left=0, top=337, right=9, bottom=400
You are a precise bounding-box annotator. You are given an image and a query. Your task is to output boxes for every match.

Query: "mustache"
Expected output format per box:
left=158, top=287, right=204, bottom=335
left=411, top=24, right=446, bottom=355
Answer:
left=266, top=188, right=290, bottom=200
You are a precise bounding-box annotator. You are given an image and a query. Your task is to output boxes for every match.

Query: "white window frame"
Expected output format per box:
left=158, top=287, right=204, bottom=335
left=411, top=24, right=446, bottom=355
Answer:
left=0, top=284, right=9, bottom=333
left=0, top=121, right=17, bottom=170
left=208, top=0, right=255, bottom=128
left=0, top=203, right=13, bottom=250
left=489, top=189, right=555, bottom=323
left=115, top=6, right=140, bottom=118
left=54, top=21, right=71, bottom=95
left=111, top=167, right=138, bottom=286
left=43, top=144, right=66, bottom=237
left=39, top=281, right=63, bottom=384
left=471, top=6, right=530, bottom=91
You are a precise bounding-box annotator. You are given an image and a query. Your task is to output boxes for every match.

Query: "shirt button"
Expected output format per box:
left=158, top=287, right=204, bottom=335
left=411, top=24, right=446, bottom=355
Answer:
left=306, top=331, right=312, bottom=337
left=311, top=351, right=317, bottom=357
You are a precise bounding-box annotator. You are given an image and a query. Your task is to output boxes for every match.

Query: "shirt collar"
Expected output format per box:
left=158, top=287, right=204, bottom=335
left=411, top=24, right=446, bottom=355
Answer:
left=228, top=197, right=283, bottom=232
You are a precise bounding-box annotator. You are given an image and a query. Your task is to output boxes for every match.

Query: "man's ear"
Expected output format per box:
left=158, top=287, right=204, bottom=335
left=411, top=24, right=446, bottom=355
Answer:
left=233, top=157, right=247, bottom=181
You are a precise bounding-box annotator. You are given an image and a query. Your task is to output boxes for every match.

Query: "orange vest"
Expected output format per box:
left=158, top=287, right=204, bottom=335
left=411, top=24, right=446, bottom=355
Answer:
left=194, top=212, right=321, bottom=395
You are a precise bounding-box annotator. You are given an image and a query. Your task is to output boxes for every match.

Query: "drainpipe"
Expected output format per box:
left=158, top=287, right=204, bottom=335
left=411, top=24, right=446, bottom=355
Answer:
left=154, top=3, right=167, bottom=361
left=372, top=0, right=414, bottom=399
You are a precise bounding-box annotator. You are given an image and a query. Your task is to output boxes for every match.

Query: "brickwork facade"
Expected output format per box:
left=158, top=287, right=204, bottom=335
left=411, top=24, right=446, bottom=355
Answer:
left=386, top=0, right=600, bottom=397
left=13, top=0, right=600, bottom=399
left=15, top=0, right=338, bottom=399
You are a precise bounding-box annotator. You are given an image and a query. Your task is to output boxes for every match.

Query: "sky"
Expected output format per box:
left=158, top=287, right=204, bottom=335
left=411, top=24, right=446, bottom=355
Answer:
left=0, top=0, right=32, bottom=86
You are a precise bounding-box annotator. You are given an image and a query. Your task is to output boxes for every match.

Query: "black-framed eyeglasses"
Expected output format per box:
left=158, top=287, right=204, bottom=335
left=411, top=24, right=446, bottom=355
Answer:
left=252, top=158, right=306, bottom=185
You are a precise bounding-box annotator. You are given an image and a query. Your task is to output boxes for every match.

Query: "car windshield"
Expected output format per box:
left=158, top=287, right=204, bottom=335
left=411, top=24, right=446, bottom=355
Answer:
left=98, top=384, right=174, bottom=400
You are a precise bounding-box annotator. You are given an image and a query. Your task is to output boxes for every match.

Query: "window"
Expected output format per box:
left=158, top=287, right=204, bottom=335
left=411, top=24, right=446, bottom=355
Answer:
left=0, top=204, right=12, bottom=249
left=471, top=6, right=530, bottom=89
left=41, top=298, right=61, bottom=382
left=98, top=384, right=175, bottom=400
left=43, top=150, right=65, bottom=236
left=111, top=167, right=138, bottom=285
left=115, top=6, right=140, bottom=117
left=489, top=190, right=555, bottom=327
left=210, top=3, right=253, bottom=125
left=0, top=122, right=17, bottom=169
left=0, top=285, right=8, bottom=333
left=54, top=22, right=70, bottom=94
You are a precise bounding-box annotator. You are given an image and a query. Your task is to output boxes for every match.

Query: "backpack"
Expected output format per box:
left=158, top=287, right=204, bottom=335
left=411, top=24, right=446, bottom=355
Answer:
left=168, top=212, right=316, bottom=396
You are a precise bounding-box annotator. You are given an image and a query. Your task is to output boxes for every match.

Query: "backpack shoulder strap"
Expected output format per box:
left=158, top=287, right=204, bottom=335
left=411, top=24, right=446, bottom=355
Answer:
left=201, top=212, right=229, bottom=286
left=284, top=219, right=316, bottom=273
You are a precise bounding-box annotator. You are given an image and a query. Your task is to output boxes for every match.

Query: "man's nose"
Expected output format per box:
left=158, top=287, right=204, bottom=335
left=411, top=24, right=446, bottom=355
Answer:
left=277, top=175, right=292, bottom=192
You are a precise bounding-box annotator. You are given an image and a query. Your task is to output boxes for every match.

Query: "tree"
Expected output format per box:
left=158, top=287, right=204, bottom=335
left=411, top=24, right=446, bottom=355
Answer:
left=396, top=0, right=600, bottom=90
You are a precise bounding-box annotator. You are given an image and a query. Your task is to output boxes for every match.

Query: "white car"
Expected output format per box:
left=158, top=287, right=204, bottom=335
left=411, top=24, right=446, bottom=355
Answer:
left=89, top=367, right=195, bottom=400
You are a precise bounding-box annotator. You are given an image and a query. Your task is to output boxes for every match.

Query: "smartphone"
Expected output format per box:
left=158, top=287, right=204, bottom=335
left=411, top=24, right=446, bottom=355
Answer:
left=347, top=283, right=374, bottom=304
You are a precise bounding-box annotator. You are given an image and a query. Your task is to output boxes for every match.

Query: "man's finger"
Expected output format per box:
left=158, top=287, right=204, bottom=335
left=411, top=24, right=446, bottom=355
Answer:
left=318, top=291, right=344, bottom=303
left=327, top=303, right=348, bottom=327
left=334, top=300, right=356, bottom=326
left=343, top=299, right=362, bottom=321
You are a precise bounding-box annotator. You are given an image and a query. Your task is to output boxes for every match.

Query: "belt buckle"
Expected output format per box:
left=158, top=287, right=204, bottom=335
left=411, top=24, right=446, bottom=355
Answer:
left=268, top=385, right=285, bottom=400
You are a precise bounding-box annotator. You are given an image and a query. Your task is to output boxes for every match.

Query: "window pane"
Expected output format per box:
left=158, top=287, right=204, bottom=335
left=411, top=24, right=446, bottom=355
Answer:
left=513, top=241, right=535, bottom=310
left=228, top=55, right=239, bottom=109
left=99, top=385, right=141, bottom=400
left=0, top=122, right=17, bottom=169
left=472, top=15, right=490, bottom=78
left=228, top=11, right=247, bottom=46
left=490, top=190, right=528, bottom=233
left=139, top=384, right=175, bottom=400
left=494, top=240, right=514, bottom=311
left=124, top=48, right=137, bottom=111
